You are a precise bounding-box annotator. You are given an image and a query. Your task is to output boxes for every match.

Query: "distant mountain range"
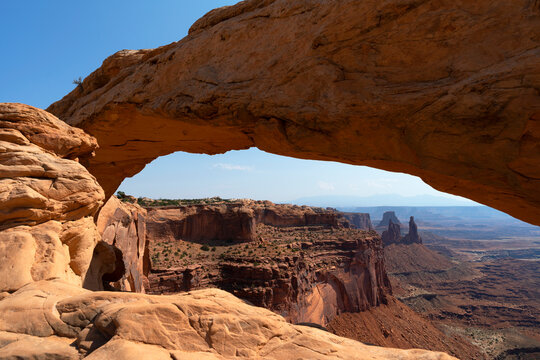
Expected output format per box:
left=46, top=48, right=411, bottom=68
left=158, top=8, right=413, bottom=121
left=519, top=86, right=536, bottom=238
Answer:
left=291, top=194, right=478, bottom=208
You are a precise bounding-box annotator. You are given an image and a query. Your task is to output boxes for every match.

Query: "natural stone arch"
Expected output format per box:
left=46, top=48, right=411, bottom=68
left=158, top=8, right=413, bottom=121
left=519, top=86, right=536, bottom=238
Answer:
left=48, top=0, right=540, bottom=225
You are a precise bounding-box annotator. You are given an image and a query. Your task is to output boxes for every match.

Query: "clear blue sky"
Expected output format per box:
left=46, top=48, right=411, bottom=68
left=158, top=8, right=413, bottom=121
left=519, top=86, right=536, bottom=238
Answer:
left=0, top=1, right=476, bottom=205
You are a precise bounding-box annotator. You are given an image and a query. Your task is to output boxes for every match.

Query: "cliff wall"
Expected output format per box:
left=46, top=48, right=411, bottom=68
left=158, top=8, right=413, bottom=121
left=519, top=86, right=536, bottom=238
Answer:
left=142, top=201, right=391, bottom=326
left=343, top=212, right=373, bottom=230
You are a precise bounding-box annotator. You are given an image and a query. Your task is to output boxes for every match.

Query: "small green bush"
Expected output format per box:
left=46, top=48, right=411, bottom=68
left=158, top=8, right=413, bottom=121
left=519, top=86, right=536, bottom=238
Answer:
left=200, top=245, right=210, bottom=251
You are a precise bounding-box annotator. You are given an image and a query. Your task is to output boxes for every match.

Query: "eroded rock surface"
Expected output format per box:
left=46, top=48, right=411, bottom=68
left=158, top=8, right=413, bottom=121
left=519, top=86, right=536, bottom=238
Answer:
left=97, top=196, right=149, bottom=292
left=378, top=211, right=401, bottom=227
left=48, top=0, right=540, bottom=225
left=0, top=103, right=103, bottom=230
left=0, top=280, right=458, bottom=359
left=141, top=201, right=389, bottom=326
left=381, top=220, right=402, bottom=247
left=343, top=212, right=373, bottom=230
left=402, top=216, right=422, bottom=245
left=382, top=217, right=423, bottom=246
left=145, top=200, right=350, bottom=246
left=0, top=103, right=105, bottom=291
left=0, top=105, right=457, bottom=358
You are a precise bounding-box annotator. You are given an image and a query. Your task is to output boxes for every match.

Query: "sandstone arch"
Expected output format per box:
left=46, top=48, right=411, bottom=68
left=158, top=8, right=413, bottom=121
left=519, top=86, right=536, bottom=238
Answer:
left=48, top=0, right=540, bottom=225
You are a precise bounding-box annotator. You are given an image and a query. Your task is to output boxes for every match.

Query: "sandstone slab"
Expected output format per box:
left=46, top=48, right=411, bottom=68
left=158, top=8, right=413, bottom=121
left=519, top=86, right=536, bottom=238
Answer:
left=0, top=280, right=458, bottom=359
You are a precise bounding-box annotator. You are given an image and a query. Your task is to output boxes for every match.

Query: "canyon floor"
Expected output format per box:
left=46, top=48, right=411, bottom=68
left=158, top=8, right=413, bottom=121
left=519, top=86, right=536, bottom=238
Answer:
left=373, top=208, right=540, bottom=360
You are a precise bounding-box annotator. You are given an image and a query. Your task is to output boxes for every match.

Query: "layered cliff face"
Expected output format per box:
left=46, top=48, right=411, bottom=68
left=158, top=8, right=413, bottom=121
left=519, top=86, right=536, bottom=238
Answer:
left=378, top=211, right=401, bottom=227
left=146, top=204, right=256, bottom=243
left=143, top=201, right=390, bottom=326
left=342, top=212, right=373, bottom=230
left=217, top=231, right=390, bottom=326
left=0, top=103, right=106, bottom=291
left=47, top=0, right=540, bottom=226
left=145, top=200, right=351, bottom=245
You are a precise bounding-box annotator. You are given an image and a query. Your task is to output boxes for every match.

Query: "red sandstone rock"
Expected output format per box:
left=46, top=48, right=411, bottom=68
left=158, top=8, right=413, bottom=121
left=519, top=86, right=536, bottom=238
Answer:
left=0, top=104, right=104, bottom=292
left=0, top=103, right=104, bottom=230
left=378, top=211, right=401, bottom=227
left=0, top=105, right=456, bottom=358
left=47, top=0, right=540, bottom=225
left=0, top=280, right=457, bottom=359
left=342, top=213, right=373, bottom=230
left=146, top=204, right=256, bottom=243
left=401, top=216, right=422, bottom=245
left=381, top=220, right=402, bottom=246
left=141, top=201, right=390, bottom=326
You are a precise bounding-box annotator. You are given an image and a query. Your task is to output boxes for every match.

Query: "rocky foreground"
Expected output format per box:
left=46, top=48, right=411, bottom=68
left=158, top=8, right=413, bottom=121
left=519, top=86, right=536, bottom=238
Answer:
left=0, top=103, right=458, bottom=358
left=0, top=280, right=456, bottom=360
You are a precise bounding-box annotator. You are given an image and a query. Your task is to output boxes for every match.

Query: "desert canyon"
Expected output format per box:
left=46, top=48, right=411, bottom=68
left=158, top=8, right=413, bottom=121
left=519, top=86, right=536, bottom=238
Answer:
left=1, top=0, right=539, bottom=359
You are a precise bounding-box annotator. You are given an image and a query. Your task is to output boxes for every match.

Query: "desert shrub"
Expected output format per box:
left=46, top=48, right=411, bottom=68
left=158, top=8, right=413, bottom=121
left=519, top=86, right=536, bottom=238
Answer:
left=200, top=245, right=210, bottom=251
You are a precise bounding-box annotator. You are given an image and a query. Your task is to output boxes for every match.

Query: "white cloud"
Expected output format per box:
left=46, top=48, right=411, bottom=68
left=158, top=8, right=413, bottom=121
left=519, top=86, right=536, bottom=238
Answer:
left=317, top=181, right=335, bottom=191
left=213, top=163, right=253, bottom=171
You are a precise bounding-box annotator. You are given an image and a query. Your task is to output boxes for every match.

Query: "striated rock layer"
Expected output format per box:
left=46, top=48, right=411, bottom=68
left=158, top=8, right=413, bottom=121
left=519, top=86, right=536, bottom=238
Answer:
left=0, top=103, right=105, bottom=291
left=145, top=200, right=350, bottom=245
left=0, top=280, right=457, bottom=359
left=47, top=0, right=540, bottom=225
left=343, top=212, right=373, bottom=230
left=142, top=202, right=390, bottom=326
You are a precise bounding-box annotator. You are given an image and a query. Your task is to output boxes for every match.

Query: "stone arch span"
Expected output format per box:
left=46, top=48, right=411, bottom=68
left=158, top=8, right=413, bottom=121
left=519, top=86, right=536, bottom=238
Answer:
left=48, top=0, right=540, bottom=225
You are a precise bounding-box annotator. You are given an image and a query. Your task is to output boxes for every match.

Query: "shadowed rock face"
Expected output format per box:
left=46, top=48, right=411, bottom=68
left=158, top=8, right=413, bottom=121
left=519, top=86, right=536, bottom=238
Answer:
left=47, top=0, right=540, bottom=225
left=343, top=213, right=373, bottom=230
left=97, top=196, right=149, bottom=292
left=402, top=216, right=422, bottom=245
left=381, top=220, right=402, bottom=246
left=378, top=212, right=401, bottom=227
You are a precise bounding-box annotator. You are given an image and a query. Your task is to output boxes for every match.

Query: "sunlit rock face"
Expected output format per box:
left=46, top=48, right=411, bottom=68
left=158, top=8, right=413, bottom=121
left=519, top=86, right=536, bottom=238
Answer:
left=96, top=196, right=149, bottom=292
left=48, top=0, right=540, bottom=225
left=0, top=103, right=104, bottom=291
left=0, top=280, right=458, bottom=359
left=140, top=201, right=389, bottom=326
